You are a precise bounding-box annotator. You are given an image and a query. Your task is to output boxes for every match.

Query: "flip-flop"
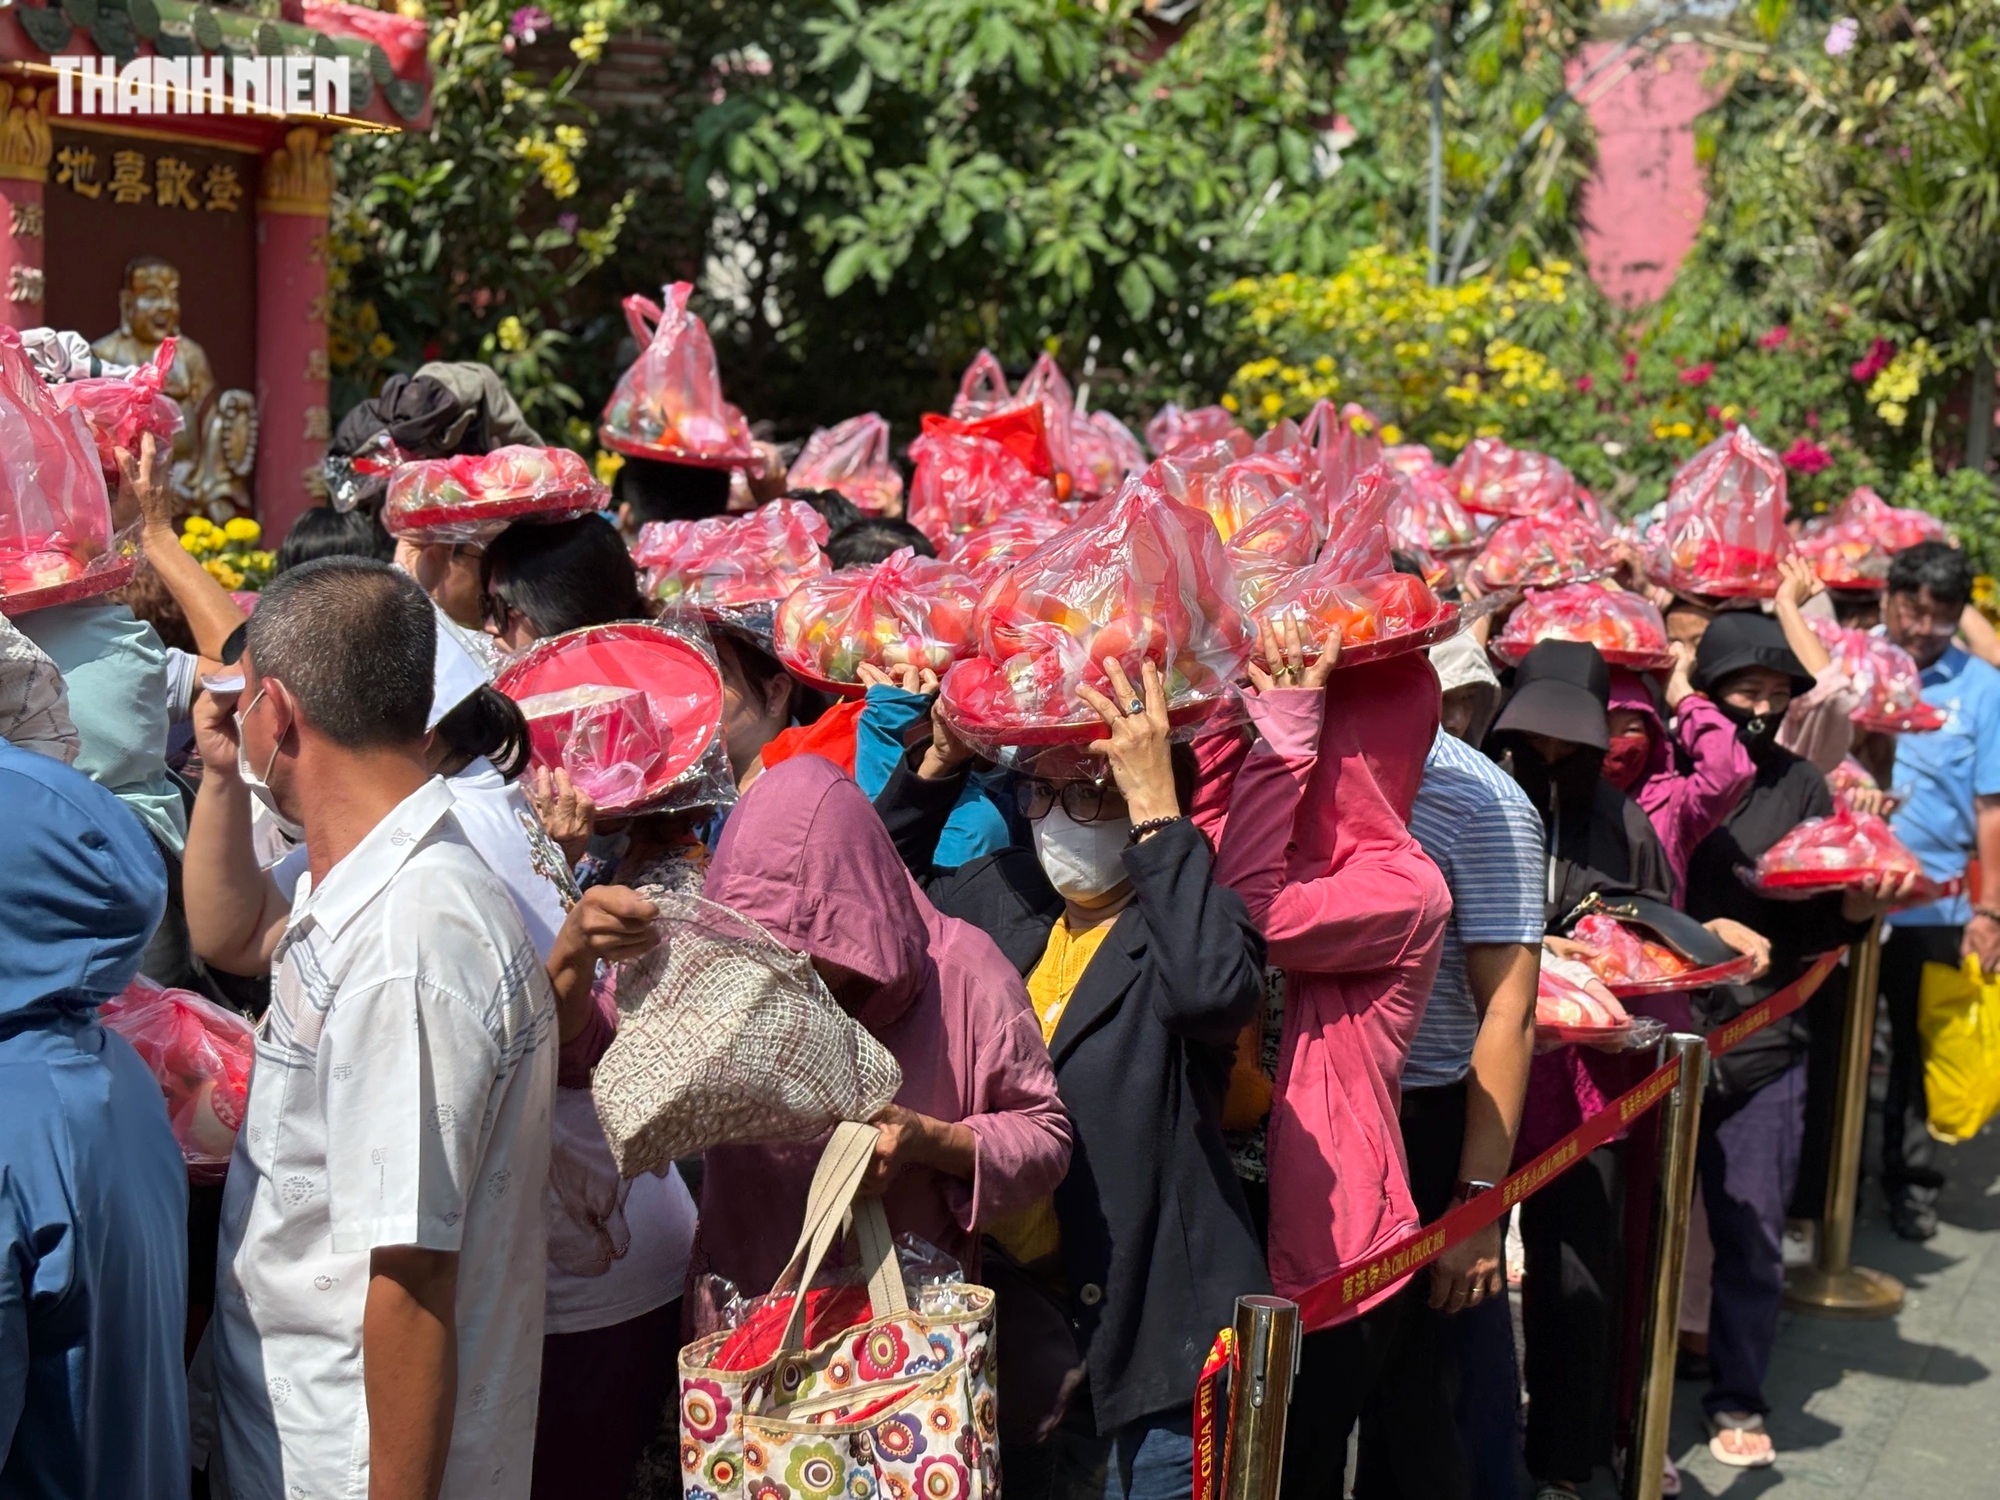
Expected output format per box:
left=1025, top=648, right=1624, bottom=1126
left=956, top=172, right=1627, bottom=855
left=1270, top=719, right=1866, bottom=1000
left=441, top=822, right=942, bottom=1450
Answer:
left=1706, top=1410, right=1777, bottom=1468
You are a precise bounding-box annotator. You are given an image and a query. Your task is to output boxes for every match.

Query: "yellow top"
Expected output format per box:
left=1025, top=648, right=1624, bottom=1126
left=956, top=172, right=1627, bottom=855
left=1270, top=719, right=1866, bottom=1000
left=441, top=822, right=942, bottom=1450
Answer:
left=986, top=917, right=1114, bottom=1266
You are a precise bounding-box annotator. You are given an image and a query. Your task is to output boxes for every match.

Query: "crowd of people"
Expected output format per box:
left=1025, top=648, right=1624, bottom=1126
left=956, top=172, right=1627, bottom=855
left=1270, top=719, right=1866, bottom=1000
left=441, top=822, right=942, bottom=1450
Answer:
left=5, top=345, right=1999, bottom=1500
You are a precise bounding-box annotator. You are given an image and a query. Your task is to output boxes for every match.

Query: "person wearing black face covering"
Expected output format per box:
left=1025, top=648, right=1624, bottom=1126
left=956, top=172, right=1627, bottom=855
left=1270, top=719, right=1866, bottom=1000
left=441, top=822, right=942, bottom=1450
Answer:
left=1680, top=612, right=1916, bottom=1470
left=1482, top=641, right=1672, bottom=1499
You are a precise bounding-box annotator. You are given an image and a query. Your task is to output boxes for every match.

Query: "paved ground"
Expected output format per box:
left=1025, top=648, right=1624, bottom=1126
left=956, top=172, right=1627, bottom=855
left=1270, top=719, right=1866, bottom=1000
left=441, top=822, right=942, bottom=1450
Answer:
left=1578, top=1121, right=2000, bottom=1499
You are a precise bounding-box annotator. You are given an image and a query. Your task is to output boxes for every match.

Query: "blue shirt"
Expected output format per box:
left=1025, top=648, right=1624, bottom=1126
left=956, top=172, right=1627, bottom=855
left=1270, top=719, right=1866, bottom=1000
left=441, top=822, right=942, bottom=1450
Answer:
left=1404, top=729, right=1548, bottom=1088
left=853, top=684, right=1012, bottom=865
left=0, top=742, right=186, bottom=1500
left=1890, top=644, right=2000, bottom=927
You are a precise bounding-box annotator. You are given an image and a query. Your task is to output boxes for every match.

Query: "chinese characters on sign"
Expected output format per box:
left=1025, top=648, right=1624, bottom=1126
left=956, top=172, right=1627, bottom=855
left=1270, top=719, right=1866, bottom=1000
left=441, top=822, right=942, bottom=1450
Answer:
left=53, top=144, right=244, bottom=213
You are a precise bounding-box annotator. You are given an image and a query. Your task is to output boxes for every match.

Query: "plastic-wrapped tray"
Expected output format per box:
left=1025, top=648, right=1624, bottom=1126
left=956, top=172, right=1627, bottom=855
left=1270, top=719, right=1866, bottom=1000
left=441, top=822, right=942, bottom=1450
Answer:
left=493, top=622, right=725, bottom=809
left=1535, top=1016, right=1668, bottom=1050
left=1852, top=704, right=1947, bottom=735
left=0, top=551, right=134, bottom=615
left=1324, top=606, right=1463, bottom=668
left=597, top=427, right=746, bottom=469
left=1603, top=953, right=1760, bottom=997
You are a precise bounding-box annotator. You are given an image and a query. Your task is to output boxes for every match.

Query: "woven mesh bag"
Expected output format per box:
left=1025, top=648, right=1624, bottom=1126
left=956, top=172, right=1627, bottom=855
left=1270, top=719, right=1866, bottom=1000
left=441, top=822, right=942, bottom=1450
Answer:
left=592, top=887, right=904, bottom=1177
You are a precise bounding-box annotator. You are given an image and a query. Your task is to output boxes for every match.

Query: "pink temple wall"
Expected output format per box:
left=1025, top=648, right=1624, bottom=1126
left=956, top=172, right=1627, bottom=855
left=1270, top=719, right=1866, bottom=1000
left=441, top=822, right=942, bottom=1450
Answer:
left=1569, top=42, right=1722, bottom=307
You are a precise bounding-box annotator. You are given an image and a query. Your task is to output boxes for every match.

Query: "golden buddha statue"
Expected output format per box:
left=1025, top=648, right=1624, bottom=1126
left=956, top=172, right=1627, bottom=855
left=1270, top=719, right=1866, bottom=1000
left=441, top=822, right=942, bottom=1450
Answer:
left=93, top=256, right=257, bottom=518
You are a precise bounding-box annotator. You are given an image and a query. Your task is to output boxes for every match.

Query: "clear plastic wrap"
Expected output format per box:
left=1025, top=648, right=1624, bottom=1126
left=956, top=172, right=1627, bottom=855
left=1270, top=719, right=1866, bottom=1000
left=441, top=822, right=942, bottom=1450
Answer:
left=1013, top=353, right=1078, bottom=491
left=950, top=348, right=1013, bottom=419
left=1652, top=427, right=1794, bottom=598
left=906, top=415, right=1061, bottom=549
left=1827, top=755, right=1889, bottom=814
left=1144, top=442, right=1318, bottom=544
left=942, top=508, right=1074, bottom=583
left=693, top=1234, right=973, bottom=1353
left=1301, top=399, right=1385, bottom=506
left=97, top=975, right=255, bottom=1183
left=1491, top=581, right=1673, bottom=669
left=630, top=498, right=830, bottom=628
left=598, top=283, right=757, bottom=466
left=1448, top=437, right=1576, bottom=518
left=1253, top=569, right=1459, bottom=669
left=1385, top=460, right=1480, bottom=557
left=1567, top=912, right=1758, bottom=995
left=773, top=547, right=984, bottom=694
left=0, top=328, right=123, bottom=615
left=1145, top=402, right=1249, bottom=458
left=1753, top=806, right=1931, bottom=893
left=49, top=335, right=184, bottom=481
left=382, top=445, right=609, bottom=544
left=1806, top=615, right=1946, bottom=734
left=1074, top=408, right=1148, bottom=498
left=1467, top=502, right=1615, bottom=592
left=1534, top=952, right=1668, bottom=1049
left=1797, top=486, right=1950, bottom=590
left=1225, top=499, right=1320, bottom=612
left=492, top=620, right=735, bottom=815
left=786, top=413, right=904, bottom=516
left=937, top=477, right=1250, bottom=750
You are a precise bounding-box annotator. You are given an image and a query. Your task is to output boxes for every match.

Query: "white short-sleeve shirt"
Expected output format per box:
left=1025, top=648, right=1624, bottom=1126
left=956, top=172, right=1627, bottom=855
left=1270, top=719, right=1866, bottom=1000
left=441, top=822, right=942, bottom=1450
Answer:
left=210, top=777, right=556, bottom=1500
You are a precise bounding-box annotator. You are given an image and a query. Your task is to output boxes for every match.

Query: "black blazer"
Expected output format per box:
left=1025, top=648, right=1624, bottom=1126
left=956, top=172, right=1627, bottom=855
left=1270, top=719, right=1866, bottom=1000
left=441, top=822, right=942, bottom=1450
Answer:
left=875, top=748, right=1270, bottom=1432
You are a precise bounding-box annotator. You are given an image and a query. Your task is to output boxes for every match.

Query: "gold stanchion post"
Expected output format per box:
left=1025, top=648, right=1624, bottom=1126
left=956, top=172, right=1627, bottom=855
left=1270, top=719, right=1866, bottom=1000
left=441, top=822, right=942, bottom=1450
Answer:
left=1221, top=1295, right=1300, bottom=1500
left=1623, top=1033, right=1708, bottom=1500
left=1785, top=921, right=1904, bottom=1317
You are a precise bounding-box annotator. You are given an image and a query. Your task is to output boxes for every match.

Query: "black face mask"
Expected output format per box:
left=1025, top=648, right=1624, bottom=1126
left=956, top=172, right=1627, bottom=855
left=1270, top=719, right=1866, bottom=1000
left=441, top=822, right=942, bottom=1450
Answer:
left=1717, top=699, right=1783, bottom=758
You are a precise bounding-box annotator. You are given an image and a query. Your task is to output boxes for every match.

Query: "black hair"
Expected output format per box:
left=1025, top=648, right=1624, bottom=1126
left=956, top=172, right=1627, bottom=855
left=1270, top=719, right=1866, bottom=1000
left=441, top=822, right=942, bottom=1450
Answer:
left=827, top=518, right=937, bottom=569
left=245, top=558, right=433, bottom=749
left=712, top=629, right=795, bottom=718
left=617, top=454, right=731, bottom=525
left=277, top=505, right=395, bottom=574
left=787, top=486, right=863, bottom=538
left=433, top=685, right=532, bottom=780
left=1390, top=550, right=1428, bottom=580
left=1885, top=540, right=1971, bottom=612
left=482, top=513, right=647, bottom=637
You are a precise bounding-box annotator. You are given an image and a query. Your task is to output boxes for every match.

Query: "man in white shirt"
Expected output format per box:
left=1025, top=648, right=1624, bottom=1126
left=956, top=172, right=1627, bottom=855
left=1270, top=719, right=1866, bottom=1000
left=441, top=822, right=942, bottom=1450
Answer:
left=183, top=558, right=554, bottom=1500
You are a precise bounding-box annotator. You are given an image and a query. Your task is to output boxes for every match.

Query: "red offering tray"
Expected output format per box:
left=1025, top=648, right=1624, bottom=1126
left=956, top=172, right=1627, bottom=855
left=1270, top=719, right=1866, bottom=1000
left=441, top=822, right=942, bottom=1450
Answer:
left=938, top=655, right=1227, bottom=748
left=1536, top=1020, right=1636, bottom=1046
left=597, top=427, right=748, bottom=469
left=1757, top=869, right=1960, bottom=899
left=493, top=622, right=725, bottom=810
left=387, top=489, right=603, bottom=535
left=1316, top=607, right=1462, bottom=669
left=1853, top=705, right=1947, bottom=735
left=0, top=552, right=134, bottom=615
left=1603, top=952, right=1760, bottom=998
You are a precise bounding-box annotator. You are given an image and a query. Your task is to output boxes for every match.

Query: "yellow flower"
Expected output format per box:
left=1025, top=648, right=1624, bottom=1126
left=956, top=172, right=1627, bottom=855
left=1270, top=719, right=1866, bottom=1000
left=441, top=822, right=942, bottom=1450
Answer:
left=497, top=315, right=529, bottom=353
left=1259, top=392, right=1284, bottom=419
left=369, top=332, right=395, bottom=360
left=593, top=449, right=625, bottom=486
left=570, top=19, right=608, bottom=64
left=1220, top=393, right=1240, bottom=413
left=223, top=517, right=262, bottom=544
left=179, top=532, right=206, bottom=555
left=202, top=558, right=244, bottom=590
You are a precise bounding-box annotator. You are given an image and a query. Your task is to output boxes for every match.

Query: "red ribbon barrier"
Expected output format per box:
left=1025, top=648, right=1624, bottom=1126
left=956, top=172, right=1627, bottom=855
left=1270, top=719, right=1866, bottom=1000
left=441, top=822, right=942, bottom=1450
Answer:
left=1289, top=947, right=1845, bottom=1332
left=1192, top=1327, right=1235, bottom=1500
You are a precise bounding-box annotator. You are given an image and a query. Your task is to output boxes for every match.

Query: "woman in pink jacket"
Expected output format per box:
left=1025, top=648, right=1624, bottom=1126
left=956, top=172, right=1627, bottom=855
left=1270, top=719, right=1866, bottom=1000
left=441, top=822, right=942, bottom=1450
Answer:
left=1215, top=627, right=1451, bottom=1500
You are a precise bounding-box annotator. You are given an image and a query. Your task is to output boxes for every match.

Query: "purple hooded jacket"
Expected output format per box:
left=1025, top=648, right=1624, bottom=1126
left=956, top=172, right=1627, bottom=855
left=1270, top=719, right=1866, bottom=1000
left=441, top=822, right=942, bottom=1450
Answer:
left=688, top=755, right=1072, bottom=1297
left=1611, top=670, right=1754, bottom=901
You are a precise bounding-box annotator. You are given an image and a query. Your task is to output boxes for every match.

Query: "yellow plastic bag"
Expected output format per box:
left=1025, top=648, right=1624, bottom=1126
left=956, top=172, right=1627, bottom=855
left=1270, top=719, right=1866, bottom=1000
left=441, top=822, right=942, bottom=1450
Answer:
left=1918, top=956, right=2000, bottom=1143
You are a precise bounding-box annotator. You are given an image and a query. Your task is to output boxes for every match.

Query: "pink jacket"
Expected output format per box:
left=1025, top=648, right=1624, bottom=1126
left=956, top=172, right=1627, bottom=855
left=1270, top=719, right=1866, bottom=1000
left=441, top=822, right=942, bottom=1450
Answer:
left=690, top=755, right=1072, bottom=1297
left=1613, top=673, right=1754, bottom=900
left=1215, top=655, right=1451, bottom=1318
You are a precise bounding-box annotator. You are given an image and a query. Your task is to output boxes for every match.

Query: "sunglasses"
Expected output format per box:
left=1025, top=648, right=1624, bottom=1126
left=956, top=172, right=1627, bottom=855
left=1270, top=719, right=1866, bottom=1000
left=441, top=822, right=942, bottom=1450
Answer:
left=1015, top=778, right=1121, bottom=824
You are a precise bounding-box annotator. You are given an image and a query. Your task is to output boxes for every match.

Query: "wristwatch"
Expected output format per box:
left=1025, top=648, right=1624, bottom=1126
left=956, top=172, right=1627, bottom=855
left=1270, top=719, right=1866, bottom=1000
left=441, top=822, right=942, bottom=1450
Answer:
left=1453, top=1179, right=1498, bottom=1203
left=1974, top=906, right=2000, bottom=925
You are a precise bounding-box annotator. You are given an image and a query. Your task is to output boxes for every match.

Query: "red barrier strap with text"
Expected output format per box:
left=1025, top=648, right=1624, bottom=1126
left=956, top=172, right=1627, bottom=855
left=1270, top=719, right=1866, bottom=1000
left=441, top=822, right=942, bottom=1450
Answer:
left=1290, top=947, right=1845, bottom=1332
left=1192, top=1327, right=1235, bottom=1500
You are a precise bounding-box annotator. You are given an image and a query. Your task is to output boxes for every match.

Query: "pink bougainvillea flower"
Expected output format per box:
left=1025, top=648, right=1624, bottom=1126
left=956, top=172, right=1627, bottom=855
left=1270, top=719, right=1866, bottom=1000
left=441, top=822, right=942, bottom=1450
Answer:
left=1679, top=362, right=1714, bottom=387
left=1759, top=326, right=1791, bottom=349
left=1851, top=338, right=1895, bottom=383
left=1577, top=373, right=1594, bottom=393
left=510, top=5, right=553, bottom=40
left=1623, top=350, right=1639, bottom=383
left=1781, top=438, right=1833, bottom=475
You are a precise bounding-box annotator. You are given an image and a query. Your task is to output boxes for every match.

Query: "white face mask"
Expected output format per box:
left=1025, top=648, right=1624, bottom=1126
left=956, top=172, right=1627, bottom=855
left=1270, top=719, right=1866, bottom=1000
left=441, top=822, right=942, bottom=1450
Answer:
left=1031, top=804, right=1133, bottom=902
left=236, top=686, right=304, bottom=841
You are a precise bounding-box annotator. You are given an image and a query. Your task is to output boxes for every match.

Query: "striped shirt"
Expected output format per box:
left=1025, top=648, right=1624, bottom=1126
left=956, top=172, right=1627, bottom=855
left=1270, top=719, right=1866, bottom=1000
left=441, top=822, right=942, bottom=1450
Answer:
left=1404, top=728, right=1547, bottom=1089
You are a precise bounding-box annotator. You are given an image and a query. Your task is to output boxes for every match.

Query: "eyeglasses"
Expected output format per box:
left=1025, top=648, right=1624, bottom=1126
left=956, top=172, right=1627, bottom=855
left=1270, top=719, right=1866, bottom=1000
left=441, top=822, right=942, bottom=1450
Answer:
left=480, top=589, right=523, bottom=634
left=1014, top=777, right=1120, bottom=824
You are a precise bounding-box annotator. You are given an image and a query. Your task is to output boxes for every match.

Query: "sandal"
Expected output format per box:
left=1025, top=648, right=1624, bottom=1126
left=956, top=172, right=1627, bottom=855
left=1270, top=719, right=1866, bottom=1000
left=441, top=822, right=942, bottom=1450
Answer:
left=1706, top=1410, right=1776, bottom=1468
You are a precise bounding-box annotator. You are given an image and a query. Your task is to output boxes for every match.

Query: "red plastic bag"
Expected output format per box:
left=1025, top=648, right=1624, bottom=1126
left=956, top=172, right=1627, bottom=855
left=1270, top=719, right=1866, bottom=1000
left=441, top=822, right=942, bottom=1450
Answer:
left=383, top=445, right=609, bottom=544
left=1145, top=443, right=1318, bottom=544
left=1467, top=502, right=1614, bottom=592
left=1253, top=569, right=1457, bottom=669
left=1806, top=616, right=1945, bottom=733
left=1653, top=427, right=1794, bottom=598
left=1315, top=463, right=1402, bottom=584
left=1226, top=499, right=1320, bottom=612
left=1384, top=457, right=1479, bottom=557
left=1827, top=756, right=1884, bottom=814
left=49, top=336, right=183, bottom=482
left=1492, top=582, right=1672, bottom=669
left=1013, top=354, right=1078, bottom=491
left=1797, top=486, right=1949, bottom=589
left=516, top=683, right=662, bottom=807
left=97, top=975, right=254, bottom=1182
left=950, top=348, right=1013, bottom=419
left=1145, top=402, right=1249, bottom=458
left=1073, top=410, right=1147, bottom=499
left=937, top=478, right=1250, bottom=749
left=0, top=327, right=123, bottom=614
left=1755, top=806, right=1930, bottom=893
left=943, top=509, right=1073, bottom=584
left=1535, top=956, right=1632, bottom=1029
left=1301, top=400, right=1385, bottom=508
left=786, top=413, right=904, bottom=516
left=632, top=498, right=830, bottom=620
left=1449, top=437, right=1576, bottom=518
left=906, top=420, right=1059, bottom=549
left=774, top=548, right=984, bottom=693
left=1569, top=913, right=1694, bottom=986
left=599, top=283, right=756, bottom=466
